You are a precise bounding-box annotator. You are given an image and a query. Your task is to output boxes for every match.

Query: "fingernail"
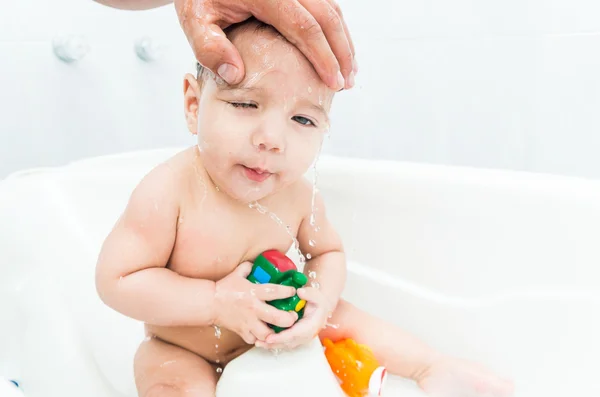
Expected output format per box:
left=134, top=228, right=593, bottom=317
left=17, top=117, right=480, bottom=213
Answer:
left=352, top=58, right=359, bottom=74
left=346, top=71, right=355, bottom=89
left=217, top=63, right=240, bottom=85
left=335, top=70, right=345, bottom=90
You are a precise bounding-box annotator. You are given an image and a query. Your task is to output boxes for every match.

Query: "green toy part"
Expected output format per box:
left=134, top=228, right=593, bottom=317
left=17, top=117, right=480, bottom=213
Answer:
left=247, top=250, right=308, bottom=333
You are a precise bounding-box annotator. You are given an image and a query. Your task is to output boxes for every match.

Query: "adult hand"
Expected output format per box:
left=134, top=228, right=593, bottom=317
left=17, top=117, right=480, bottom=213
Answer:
left=174, top=0, right=357, bottom=90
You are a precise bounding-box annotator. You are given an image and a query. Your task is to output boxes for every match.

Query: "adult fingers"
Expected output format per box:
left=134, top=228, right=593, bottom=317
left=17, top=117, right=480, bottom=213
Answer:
left=174, top=0, right=246, bottom=85
left=299, top=0, right=355, bottom=88
left=253, top=0, right=344, bottom=90
left=324, top=0, right=357, bottom=73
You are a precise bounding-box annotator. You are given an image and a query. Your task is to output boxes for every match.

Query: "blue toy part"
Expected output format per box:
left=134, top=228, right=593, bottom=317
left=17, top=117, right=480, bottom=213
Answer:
left=252, top=266, right=272, bottom=284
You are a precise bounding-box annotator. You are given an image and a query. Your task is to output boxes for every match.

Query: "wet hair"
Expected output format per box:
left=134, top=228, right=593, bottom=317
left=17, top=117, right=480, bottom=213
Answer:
left=195, top=17, right=283, bottom=80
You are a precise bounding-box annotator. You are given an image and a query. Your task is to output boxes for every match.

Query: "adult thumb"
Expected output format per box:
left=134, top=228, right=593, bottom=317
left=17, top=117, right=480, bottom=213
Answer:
left=187, top=19, right=245, bottom=85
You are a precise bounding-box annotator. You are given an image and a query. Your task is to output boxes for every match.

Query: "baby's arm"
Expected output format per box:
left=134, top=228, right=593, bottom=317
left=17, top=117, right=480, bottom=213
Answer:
left=297, top=190, right=346, bottom=313
left=261, top=187, right=345, bottom=347
left=95, top=164, right=217, bottom=327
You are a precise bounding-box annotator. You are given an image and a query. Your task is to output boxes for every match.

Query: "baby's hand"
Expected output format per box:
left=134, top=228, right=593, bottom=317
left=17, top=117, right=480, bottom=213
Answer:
left=417, top=356, right=514, bottom=397
left=257, top=287, right=331, bottom=350
left=213, top=262, right=299, bottom=344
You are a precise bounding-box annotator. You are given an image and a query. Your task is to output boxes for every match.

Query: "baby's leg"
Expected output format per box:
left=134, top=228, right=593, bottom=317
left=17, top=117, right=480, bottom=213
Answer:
left=134, top=336, right=220, bottom=397
left=321, top=300, right=514, bottom=396
left=319, top=299, right=440, bottom=380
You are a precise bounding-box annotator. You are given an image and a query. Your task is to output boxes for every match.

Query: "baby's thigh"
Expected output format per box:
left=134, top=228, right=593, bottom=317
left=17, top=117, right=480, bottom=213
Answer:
left=134, top=336, right=219, bottom=397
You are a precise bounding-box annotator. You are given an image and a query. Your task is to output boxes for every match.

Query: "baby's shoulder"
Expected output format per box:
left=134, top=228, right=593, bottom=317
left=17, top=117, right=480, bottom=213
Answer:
left=127, top=148, right=193, bottom=207
left=281, top=177, right=321, bottom=216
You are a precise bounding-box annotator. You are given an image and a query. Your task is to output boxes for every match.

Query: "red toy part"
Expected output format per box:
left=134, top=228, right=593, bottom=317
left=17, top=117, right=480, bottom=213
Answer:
left=262, top=249, right=297, bottom=272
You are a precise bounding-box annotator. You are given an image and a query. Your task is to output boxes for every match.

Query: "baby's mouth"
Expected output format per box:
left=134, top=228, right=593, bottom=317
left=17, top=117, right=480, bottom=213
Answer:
left=241, top=165, right=273, bottom=183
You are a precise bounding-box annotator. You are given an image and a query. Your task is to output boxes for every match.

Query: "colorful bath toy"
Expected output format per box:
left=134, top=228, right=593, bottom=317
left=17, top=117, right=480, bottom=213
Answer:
left=323, top=338, right=388, bottom=397
left=247, top=250, right=308, bottom=332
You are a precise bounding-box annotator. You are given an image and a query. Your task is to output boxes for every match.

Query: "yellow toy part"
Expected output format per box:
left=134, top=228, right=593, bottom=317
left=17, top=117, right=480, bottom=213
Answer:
left=323, top=338, right=388, bottom=397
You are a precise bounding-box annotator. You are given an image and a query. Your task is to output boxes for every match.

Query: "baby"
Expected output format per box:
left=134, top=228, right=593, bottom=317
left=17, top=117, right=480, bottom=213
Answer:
left=95, top=18, right=514, bottom=397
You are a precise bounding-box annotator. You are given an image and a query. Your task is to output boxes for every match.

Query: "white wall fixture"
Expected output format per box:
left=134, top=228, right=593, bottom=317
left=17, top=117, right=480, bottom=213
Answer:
left=134, top=37, right=163, bottom=62
left=52, top=34, right=90, bottom=63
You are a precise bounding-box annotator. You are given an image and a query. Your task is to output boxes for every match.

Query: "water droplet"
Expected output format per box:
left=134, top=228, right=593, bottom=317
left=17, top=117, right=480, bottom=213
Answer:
left=309, top=141, right=323, bottom=229
left=160, top=360, right=176, bottom=368
left=306, top=253, right=312, bottom=260
left=248, top=200, right=307, bottom=268
left=216, top=367, right=223, bottom=373
left=308, top=271, right=317, bottom=279
left=326, top=322, right=340, bottom=329
left=214, top=325, right=222, bottom=339
left=311, top=281, right=320, bottom=289
left=309, top=239, right=316, bottom=247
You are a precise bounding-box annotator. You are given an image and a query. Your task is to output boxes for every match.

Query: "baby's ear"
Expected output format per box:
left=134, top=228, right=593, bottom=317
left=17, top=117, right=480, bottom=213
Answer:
left=183, top=73, right=201, bottom=135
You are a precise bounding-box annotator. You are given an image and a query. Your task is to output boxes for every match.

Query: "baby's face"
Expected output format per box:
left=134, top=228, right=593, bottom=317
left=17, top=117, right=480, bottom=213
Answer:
left=184, top=24, right=334, bottom=203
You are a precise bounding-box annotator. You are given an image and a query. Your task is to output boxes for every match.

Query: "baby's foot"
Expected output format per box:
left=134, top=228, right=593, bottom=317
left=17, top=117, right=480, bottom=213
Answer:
left=416, top=356, right=514, bottom=397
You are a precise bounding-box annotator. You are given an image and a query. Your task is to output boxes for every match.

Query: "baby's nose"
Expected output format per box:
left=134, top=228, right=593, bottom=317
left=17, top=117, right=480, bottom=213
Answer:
left=252, top=127, right=285, bottom=153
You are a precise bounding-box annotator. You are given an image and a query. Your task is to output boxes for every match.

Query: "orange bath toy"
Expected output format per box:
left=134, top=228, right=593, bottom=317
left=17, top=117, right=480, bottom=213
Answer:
left=323, top=338, right=388, bottom=397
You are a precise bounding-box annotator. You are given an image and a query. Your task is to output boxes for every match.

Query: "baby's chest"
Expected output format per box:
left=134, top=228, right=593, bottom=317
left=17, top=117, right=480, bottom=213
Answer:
left=169, top=208, right=301, bottom=280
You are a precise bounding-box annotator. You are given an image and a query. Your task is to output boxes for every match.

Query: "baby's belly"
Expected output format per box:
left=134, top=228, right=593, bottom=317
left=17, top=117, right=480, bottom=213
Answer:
left=146, top=324, right=252, bottom=366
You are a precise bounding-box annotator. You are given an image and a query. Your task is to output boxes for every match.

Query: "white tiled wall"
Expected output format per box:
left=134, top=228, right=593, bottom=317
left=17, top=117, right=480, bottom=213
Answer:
left=1, top=0, right=600, bottom=179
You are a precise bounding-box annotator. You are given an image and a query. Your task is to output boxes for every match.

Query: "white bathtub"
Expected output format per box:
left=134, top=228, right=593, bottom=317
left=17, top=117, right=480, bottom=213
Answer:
left=1, top=148, right=599, bottom=397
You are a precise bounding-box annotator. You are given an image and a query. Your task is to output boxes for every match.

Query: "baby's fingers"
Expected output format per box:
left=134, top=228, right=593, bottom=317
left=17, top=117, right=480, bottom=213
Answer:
left=265, top=316, right=316, bottom=346
left=250, top=320, right=275, bottom=343
left=255, top=284, right=296, bottom=301
left=297, top=287, right=328, bottom=306
left=257, top=303, right=298, bottom=328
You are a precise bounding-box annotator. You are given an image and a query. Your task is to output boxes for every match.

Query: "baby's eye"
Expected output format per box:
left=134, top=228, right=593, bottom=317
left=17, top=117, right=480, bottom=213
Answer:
left=292, top=116, right=316, bottom=127
left=229, top=102, right=257, bottom=109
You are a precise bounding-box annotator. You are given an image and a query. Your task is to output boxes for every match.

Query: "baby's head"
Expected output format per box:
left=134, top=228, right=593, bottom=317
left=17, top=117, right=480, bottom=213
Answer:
left=183, top=18, right=335, bottom=202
